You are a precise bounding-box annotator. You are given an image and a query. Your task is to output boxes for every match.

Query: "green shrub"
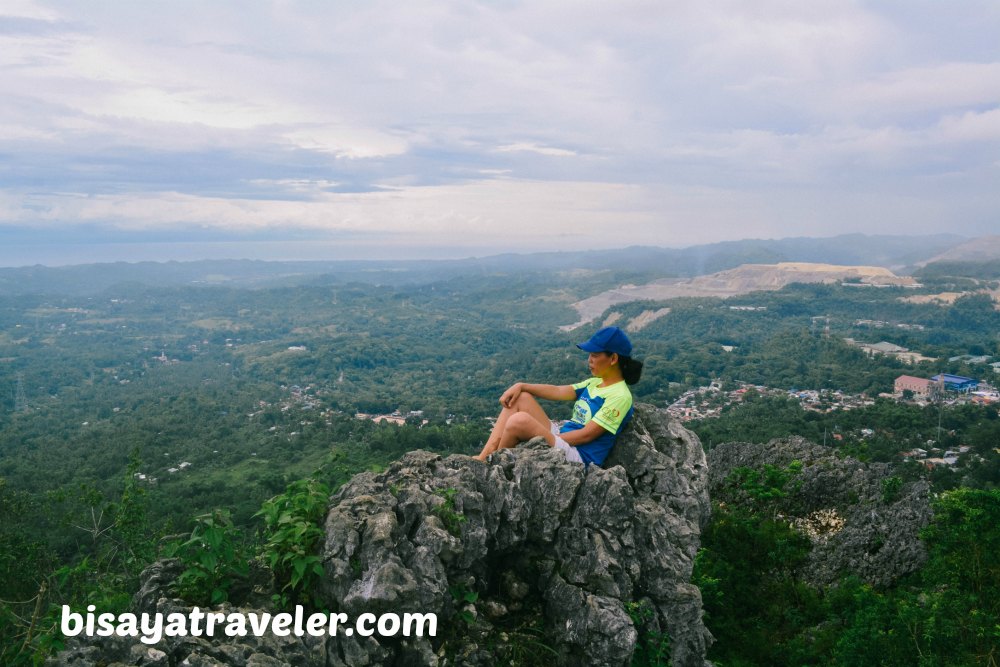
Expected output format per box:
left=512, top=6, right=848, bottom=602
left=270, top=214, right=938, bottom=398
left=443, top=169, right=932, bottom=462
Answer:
left=448, top=583, right=478, bottom=624
left=164, top=509, right=249, bottom=605
left=627, top=599, right=671, bottom=666
left=255, top=478, right=329, bottom=607
left=880, top=476, right=903, bottom=503
left=433, top=487, right=466, bottom=536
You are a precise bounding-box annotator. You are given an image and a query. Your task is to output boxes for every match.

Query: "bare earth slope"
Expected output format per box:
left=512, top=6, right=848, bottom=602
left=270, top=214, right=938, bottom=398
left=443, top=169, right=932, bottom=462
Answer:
left=917, top=235, right=1000, bottom=265
left=562, top=262, right=917, bottom=330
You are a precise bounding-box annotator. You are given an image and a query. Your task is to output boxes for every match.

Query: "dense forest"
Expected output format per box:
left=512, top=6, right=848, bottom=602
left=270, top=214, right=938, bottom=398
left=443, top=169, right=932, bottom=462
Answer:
left=1, top=255, right=999, bottom=664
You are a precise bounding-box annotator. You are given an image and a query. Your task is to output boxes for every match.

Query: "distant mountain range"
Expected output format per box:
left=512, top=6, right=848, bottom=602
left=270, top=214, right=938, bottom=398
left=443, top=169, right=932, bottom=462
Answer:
left=917, top=235, right=1000, bottom=265
left=0, top=233, right=978, bottom=296
left=456, top=233, right=965, bottom=277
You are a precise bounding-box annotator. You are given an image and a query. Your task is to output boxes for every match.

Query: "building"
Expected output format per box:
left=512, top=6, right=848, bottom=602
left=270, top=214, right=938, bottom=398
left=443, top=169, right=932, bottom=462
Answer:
left=895, top=352, right=936, bottom=364
left=895, top=375, right=940, bottom=398
left=931, top=374, right=979, bottom=393
left=949, top=354, right=992, bottom=364
left=372, top=415, right=407, bottom=425
left=971, top=392, right=999, bottom=405
left=868, top=341, right=908, bottom=354
left=848, top=339, right=909, bottom=356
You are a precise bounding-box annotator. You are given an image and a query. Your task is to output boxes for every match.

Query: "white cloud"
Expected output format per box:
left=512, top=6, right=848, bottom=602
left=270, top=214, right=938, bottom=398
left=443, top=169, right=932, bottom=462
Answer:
left=0, top=179, right=652, bottom=243
left=495, top=143, right=578, bottom=157
left=0, top=0, right=998, bottom=258
left=685, top=1, right=890, bottom=83
left=935, top=107, right=1000, bottom=143
left=281, top=125, right=410, bottom=159
left=837, top=62, right=1000, bottom=119
left=84, top=87, right=287, bottom=130
left=0, top=0, right=60, bottom=21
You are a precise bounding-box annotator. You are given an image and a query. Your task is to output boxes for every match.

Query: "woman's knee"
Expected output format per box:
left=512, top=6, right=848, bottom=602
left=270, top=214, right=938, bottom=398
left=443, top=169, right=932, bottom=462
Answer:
left=505, top=412, right=544, bottom=438
left=510, top=392, right=536, bottom=410
left=512, top=392, right=549, bottom=420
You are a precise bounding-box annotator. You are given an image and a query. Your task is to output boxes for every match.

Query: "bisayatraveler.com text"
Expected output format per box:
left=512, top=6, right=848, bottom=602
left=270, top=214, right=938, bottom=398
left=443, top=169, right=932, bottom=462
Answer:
left=61, top=605, right=437, bottom=645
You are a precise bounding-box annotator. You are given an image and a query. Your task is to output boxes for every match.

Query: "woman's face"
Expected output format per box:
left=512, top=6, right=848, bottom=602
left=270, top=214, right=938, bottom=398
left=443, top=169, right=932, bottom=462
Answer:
left=588, top=351, right=618, bottom=378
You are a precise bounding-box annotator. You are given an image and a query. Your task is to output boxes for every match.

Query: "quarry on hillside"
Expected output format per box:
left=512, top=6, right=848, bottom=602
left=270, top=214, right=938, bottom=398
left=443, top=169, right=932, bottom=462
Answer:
left=561, top=262, right=919, bottom=331
left=900, top=287, right=1000, bottom=308
left=917, top=235, right=1000, bottom=265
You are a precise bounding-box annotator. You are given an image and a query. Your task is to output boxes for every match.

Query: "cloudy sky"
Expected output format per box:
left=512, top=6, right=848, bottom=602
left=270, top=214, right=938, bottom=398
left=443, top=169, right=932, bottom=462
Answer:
left=1, top=1, right=998, bottom=265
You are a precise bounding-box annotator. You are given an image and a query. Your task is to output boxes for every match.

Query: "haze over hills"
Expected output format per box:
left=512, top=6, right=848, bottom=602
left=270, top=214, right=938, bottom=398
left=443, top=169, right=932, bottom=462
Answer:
left=918, top=235, right=1000, bottom=265
left=0, top=233, right=968, bottom=296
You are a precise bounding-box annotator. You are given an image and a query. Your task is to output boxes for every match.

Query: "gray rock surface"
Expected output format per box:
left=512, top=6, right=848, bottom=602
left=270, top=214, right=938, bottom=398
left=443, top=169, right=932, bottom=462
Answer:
left=48, top=404, right=713, bottom=666
left=708, top=437, right=932, bottom=587
left=319, top=402, right=712, bottom=666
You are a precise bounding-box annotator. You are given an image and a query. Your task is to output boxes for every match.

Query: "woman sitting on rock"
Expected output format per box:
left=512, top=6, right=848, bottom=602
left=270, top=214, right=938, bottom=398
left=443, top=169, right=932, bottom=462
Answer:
left=474, top=326, right=642, bottom=466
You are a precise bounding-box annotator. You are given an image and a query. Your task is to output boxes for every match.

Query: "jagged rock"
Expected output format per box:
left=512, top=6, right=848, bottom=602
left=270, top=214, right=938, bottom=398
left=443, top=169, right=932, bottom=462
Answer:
left=318, top=403, right=712, bottom=666
left=708, top=436, right=933, bottom=587
left=48, top=404, right=712, bottom=666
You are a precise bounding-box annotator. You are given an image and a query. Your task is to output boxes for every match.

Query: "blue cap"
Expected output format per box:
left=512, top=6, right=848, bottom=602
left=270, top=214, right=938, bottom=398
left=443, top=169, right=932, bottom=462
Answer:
left=577, top=326, right=632, bottom=357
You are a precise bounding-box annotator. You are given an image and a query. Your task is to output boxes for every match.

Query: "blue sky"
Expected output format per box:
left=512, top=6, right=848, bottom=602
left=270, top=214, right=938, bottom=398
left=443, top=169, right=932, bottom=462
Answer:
left=1, top=1, right=998, bottom=265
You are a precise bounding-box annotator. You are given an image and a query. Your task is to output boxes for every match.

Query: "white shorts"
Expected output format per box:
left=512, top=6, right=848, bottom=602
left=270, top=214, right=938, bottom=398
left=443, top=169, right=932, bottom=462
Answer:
left=551, top=422, right=583, bottom=463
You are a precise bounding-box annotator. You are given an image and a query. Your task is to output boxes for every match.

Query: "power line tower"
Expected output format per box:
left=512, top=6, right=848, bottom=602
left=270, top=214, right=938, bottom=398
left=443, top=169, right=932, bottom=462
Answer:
left=14, top=372, right=27, bottom=412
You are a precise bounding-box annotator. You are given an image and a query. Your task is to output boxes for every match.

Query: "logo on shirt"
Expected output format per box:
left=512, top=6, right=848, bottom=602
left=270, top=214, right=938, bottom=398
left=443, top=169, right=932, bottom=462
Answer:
left=600, top=406, right=621, bottom=420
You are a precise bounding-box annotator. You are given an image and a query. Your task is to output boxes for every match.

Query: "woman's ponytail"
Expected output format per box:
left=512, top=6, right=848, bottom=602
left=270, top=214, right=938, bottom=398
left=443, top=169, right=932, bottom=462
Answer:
left=620, top=355, right=643, bottom=385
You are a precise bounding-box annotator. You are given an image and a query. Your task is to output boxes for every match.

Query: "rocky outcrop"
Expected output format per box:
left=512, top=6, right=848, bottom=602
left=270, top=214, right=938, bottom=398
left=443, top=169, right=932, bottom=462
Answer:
left=314, top=402, right=712, bottom=665
left=48, top=404, right=712, bottom=666
left=708, top=437, right=932, bottom=587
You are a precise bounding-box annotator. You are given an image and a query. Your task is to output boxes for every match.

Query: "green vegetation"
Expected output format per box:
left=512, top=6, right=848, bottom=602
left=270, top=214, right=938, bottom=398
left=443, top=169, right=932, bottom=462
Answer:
left=724, top=461, right=803, bottom=505
left=627, top=599, right=672, bottom=666
left=0, top=256, right=998, bottom=663
left=448, top=584, right=479, bottom=625
left=694, top=506, right=816, bottom=665
left=881, top=475, right=904, bottom=503
left=915, top=259, right=1000, bottom=283
left=433, top=487, right=467, bottom=537
left=166, top=509, right=249, bottom=605
left=256, top=478, right=329, bottom=607
left=697, top=488, right=1000, bottom=666
left=691, top=394, right=1000, bottom=491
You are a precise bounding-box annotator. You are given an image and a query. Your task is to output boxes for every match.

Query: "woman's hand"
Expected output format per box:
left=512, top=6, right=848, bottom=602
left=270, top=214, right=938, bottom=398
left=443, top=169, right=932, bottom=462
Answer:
left=500, top=383, right=523, bottom=408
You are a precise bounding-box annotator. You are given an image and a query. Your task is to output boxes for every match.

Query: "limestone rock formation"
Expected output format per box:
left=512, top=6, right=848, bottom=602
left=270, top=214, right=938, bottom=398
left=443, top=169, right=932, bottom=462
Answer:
left=708, top=437, right=932, bottom=587
left=48, top=404, right=712, bottom=666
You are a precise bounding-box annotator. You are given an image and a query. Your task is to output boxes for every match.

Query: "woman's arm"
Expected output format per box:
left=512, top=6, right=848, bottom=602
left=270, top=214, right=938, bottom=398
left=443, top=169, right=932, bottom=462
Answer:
left=559, top=420, right=608, bottom=446
left=500, top=382, right=575, bottom=407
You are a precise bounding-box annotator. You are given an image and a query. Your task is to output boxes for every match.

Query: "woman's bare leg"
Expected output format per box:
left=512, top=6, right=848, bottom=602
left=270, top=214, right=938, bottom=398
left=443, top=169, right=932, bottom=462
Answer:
left=494, top=412, right=553, bottom=452
left=484, top=392, right=551, bottom=448
left=476, top=392, right=552, bottom=460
